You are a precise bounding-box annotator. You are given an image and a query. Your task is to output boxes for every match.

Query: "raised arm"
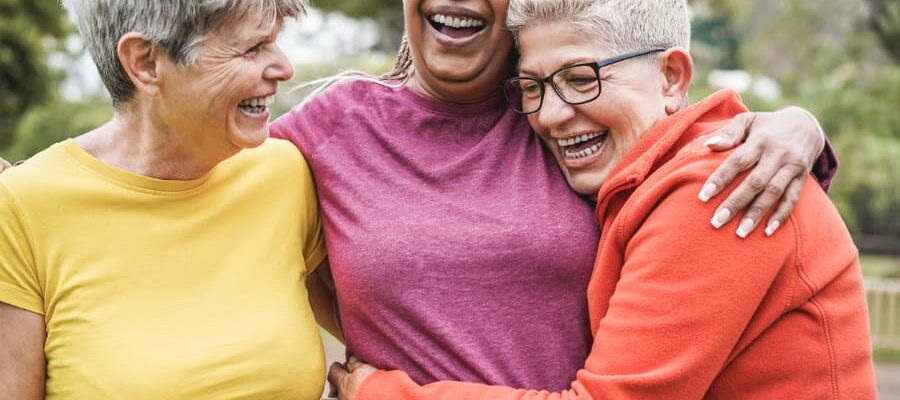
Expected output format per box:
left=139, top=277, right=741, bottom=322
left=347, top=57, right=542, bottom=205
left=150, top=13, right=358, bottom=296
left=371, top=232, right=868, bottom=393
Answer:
left=0, top=303, right=46, bottom=400
left=698, top=106, right=832, bottom=237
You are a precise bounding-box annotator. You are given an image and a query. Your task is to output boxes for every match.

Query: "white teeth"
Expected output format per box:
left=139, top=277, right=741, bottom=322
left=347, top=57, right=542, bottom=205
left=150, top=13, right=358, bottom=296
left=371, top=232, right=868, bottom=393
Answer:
left=564, top=142, right=605, bottom=159
left=240, top=95, right=275, bottom=108
left=429, top=13, right=485, bottom=29
left=557, top=132, right=608, bottom=159
left=556, top=131, right=605, bottom=147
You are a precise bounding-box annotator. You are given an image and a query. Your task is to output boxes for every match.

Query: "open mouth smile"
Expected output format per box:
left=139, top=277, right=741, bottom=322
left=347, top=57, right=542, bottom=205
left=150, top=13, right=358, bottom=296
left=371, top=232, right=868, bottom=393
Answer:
left=558, top=131, right=609, bottom=160
left=238, top=95, right=275, bottom=116
left=427, top=13, right=486, bottom=40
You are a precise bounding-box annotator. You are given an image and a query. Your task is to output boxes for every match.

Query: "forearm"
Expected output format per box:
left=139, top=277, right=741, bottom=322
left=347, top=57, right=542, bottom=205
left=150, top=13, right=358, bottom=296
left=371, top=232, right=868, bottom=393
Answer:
left=306, top=263, right=343, bottom=342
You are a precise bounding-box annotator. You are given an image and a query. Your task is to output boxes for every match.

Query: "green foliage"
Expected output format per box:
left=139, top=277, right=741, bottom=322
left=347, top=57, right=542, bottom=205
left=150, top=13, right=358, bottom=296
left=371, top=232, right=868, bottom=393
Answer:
left=801, top=64, right=900, bottom=140
left=829, top=133, right=900, bottom=237
left=0, top=0, right=69, bottom=149
left=866, top=0, right=900, bottom=62
left=1, top=98, right=111, bottom=162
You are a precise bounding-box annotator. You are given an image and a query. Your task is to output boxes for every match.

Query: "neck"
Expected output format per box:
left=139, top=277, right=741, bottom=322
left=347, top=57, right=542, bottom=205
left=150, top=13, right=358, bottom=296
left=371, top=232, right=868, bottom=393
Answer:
left=76, top=107, right=238, bottom=180
left=406, top=73, right=501, bottom=104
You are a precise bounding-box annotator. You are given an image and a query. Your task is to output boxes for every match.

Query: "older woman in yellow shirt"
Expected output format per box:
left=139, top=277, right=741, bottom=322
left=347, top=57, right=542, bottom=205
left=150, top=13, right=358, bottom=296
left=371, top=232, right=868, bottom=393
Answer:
left=0, top=1, right=328, bottom=399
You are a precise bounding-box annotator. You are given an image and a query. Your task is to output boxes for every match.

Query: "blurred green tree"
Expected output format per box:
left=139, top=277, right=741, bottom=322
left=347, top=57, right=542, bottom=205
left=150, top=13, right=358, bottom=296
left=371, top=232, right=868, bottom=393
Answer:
left=2, top=97, right=111, bottom=162
left=0, top=0, right=69, bottom=150
left=866, top=0, right=900, bottom=62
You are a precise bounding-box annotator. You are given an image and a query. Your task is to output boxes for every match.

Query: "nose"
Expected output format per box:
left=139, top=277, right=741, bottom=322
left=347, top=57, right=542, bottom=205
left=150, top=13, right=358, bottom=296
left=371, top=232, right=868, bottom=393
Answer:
left=536, top=87, right=575, bottom=132
left=264, top=44, right=294, bottom=82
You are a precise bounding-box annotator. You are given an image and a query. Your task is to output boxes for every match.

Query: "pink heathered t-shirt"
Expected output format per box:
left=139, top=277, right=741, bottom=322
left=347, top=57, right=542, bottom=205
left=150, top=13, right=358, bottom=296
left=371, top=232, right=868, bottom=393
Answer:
left=270, top=80, right=599, bottom=390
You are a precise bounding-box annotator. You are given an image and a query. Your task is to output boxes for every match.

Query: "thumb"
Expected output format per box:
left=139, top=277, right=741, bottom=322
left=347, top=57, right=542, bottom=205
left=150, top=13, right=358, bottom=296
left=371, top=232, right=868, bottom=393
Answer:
left=327, top=362, right=347, bottom=389
left=706, top=112, right=755, bottom=151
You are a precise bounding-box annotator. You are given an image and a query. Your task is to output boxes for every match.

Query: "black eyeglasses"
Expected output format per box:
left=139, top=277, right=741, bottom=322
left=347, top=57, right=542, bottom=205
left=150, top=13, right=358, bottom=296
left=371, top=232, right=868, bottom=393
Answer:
left=504, top=48, right=667, bottom=115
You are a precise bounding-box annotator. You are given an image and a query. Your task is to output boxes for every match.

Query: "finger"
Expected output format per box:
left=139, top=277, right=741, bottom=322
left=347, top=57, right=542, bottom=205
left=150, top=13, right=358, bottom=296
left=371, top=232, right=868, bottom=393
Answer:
left=705, top=112, right=756, bottom=151
left=700, top=143, right=763, bottom=204
left=327, top=362, right=347, bottom=388
left=765, top=178, right=806, bottom=237
left=710, top=152, right=777, bottom=229
left=734, top=167, right=800, bottom=238
left=0, top=159, right=11, bottom=172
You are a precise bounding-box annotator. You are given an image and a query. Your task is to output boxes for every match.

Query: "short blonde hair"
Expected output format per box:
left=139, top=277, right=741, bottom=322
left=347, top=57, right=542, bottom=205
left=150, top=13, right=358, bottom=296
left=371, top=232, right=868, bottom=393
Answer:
left=507, top=0, right=690, bottom=54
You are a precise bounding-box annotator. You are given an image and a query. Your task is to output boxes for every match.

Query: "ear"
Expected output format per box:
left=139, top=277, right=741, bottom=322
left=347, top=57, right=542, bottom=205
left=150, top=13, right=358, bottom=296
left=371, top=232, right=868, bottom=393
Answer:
left=117, top=33, right=161, bottom=97
left=659, top=47, right=693, bottom=115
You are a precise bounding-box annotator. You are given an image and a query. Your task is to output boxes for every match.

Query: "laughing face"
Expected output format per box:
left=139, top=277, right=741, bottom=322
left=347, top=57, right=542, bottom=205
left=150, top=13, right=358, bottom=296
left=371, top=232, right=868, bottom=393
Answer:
left=404, top=0, right=515, bottom=103
left=518, top=21, right=670, bottom=195
left=156, top=12, right=293, bottom=153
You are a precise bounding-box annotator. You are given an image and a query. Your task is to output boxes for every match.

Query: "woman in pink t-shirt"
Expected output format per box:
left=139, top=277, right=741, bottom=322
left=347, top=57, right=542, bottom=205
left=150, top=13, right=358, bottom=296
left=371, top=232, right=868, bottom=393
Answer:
left=271, top=0, right=837, bottom=396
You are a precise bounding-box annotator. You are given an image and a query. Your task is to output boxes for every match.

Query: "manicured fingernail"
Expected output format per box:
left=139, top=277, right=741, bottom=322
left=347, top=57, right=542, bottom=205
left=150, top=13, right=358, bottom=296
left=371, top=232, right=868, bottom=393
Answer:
left=704, top=136, right=724, bottom=147
left=765, top=220, right=781, bottom=236
left=698, top=183, right=717, bottom=202
left=737, top=218, right=754, bottom=238
left=711, top=208, right=731, bottom=229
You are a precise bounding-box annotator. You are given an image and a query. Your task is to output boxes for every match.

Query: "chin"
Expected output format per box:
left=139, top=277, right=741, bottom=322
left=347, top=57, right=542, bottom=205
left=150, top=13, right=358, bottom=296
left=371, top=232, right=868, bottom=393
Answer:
left=566, top=171, right=608, bottom=197
left=230, top=128, right=269, bottom=149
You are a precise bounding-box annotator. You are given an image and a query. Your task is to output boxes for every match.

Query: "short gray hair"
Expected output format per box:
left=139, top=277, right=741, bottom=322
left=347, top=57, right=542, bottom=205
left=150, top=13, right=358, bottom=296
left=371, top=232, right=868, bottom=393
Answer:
left=507, top=0, right=690, bottom=54
left=61, top=0, right=308, bottom=106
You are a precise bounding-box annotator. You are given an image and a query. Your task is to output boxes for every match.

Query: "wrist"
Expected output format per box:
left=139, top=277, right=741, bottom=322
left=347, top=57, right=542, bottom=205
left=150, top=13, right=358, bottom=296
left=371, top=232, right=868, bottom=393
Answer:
left=783, top=106, right=826, bottom=156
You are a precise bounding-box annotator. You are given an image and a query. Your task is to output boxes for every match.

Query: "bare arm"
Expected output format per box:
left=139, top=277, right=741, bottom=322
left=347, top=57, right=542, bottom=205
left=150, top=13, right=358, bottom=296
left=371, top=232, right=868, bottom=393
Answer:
left=306, top=258, right=343, bottom=342
left=0, top=302, right=45, bottom=400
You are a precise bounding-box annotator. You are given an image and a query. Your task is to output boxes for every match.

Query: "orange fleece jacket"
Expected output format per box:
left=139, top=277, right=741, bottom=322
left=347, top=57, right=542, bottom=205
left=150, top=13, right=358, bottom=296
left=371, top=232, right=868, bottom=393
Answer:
left=356, top=90, right=876, bottom=400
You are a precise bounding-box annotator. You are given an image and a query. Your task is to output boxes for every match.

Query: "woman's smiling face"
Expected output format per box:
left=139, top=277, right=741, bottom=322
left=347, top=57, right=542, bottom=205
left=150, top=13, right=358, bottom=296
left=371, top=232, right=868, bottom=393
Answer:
left=156, top=12, right=293, bottom=152
left=404, top=0, right=515, bottom=103
left=517, top=21, right=671, bottom=196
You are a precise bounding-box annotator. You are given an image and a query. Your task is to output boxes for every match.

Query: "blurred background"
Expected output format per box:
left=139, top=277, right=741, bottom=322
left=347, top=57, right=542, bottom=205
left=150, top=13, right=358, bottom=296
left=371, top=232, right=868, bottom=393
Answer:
left=2, top=0, right=898, bottom=396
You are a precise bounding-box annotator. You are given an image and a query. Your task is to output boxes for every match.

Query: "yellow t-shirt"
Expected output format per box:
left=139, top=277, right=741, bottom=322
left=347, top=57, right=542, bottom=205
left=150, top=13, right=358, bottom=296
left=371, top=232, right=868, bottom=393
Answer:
left=0, top=139, right=327, bottom=399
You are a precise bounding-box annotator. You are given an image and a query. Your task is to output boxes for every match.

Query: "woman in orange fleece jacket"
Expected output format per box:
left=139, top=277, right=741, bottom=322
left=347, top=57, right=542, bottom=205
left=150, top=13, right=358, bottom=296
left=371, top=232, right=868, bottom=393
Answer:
left=329, top=0, right=877, bottom=398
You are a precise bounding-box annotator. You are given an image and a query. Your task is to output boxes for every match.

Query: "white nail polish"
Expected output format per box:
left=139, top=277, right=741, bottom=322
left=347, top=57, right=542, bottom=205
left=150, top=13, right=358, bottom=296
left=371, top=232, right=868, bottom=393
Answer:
left=698, top=183, right=717, bottom=202
left=737, top=218, right=754, bottom=238
left=711, top=209, right=731, bottom=229
left=765, top=221, right=781, bottom=236
left=704, top=136, right=724, bottom=147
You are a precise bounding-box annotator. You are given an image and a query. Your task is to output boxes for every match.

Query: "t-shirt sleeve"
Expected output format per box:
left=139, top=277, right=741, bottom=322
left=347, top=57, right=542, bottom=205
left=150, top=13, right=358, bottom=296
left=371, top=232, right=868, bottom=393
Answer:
left=270, top=86, right=341, bottom=161
left=0, top=183, right=43, bottom=315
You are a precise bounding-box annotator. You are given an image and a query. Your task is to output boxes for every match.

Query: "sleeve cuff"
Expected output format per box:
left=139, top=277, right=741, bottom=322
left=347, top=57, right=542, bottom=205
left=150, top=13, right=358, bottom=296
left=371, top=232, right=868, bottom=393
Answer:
left=0, top=283, right=44, bottom=316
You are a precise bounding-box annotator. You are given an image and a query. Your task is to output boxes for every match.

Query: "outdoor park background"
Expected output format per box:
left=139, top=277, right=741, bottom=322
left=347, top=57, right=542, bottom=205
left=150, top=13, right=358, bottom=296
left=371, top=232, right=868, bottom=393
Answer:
left=2, top=0, right=898, bottom=396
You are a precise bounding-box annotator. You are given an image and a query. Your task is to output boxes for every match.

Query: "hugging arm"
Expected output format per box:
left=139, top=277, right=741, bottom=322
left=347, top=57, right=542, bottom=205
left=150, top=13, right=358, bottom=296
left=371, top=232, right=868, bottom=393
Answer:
left=306, top=259, right=343, bottom=342
left=701, top=106, right=833, bottom=237
left=330, top=164, right=793, bottom=400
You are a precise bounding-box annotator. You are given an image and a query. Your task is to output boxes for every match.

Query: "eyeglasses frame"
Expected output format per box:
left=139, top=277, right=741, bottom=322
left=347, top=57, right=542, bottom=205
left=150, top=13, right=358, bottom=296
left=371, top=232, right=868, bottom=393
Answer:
left=505, top=48, right=668, bottom=115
